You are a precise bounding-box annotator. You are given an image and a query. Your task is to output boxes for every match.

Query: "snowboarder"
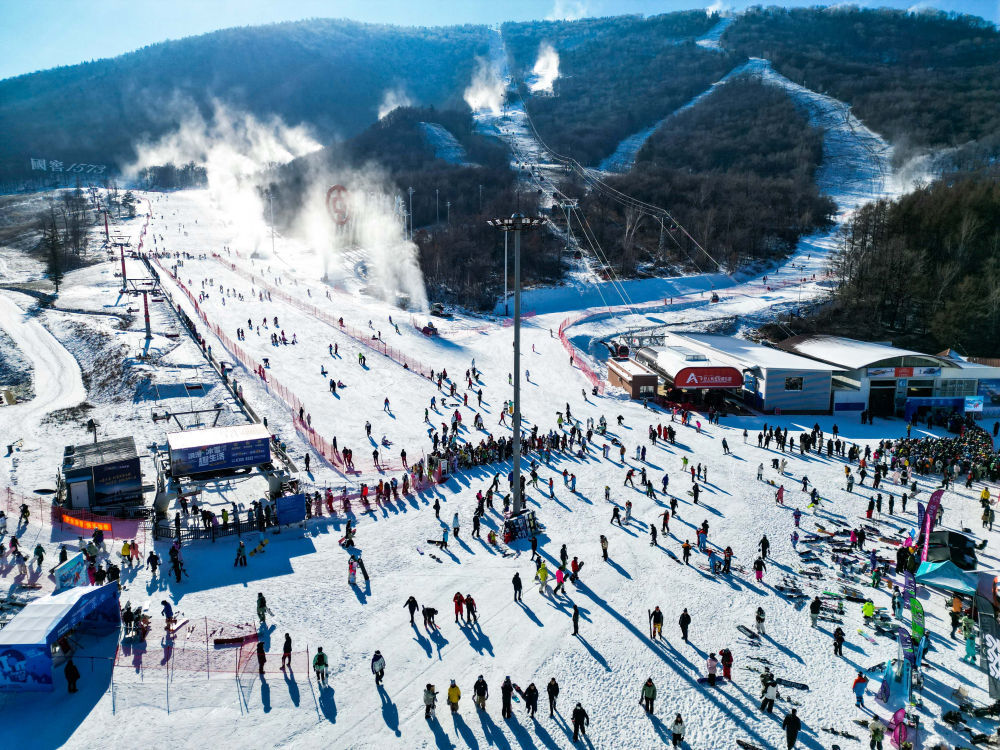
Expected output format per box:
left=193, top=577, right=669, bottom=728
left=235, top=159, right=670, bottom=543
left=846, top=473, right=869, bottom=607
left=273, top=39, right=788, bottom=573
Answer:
left=760, top=679, right=777, bottom=713
left=371, top=650, right=385, bottom=684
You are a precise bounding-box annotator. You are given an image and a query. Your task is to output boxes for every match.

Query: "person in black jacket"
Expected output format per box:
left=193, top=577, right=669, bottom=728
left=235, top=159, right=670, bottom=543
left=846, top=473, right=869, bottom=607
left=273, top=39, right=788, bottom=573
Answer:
left=679, top=608, right=691, bottom=641
left=524, top=683, right=539, bottom=718
left=782, top=708, right=801, bottom=749
left=501, top=676, right=514, bottom=718
left=547, top=678, right=559, bottom=716
left=473, top=675, right=489, bottom=710
left=404, top=595, right=419, bottom=625
left=572, top=702, right=590, bottom=742
left=281, top=633, right=292, bottom=669
left=809, top=596, right=822, bottom=628
left=833, top=626, right=845, bottom=656
left=512, top=573, right=522, bottom=602
left=64, top=658, right=81, bottom=692
left=572, top=604, right=580, bottom=635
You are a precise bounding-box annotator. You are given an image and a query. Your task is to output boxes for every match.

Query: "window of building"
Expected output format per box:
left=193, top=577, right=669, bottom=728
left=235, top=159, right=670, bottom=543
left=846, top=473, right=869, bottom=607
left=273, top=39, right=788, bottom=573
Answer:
left=784, top=377, right=803, bottom=391
left=937, top=379, right=977, bottom=397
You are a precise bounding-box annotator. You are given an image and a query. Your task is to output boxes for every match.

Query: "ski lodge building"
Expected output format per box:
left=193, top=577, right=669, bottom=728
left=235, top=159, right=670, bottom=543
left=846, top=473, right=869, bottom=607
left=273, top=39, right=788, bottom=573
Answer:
left=633, top=331, right=838, bottom=413
left=775, top=335, right=1000, bottom=418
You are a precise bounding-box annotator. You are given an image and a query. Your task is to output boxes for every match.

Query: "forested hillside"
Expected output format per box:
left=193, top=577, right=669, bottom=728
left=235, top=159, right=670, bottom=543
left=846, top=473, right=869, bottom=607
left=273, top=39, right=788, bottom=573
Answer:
left=502, top=13, right=740, bottom=166
left=760, top=170, right=1000, bottom=355
left=572, top=78, right=834, bottom=274
left=724, top=7, right=1000, bottom=159
left=0, top=20, right=491, bottom=179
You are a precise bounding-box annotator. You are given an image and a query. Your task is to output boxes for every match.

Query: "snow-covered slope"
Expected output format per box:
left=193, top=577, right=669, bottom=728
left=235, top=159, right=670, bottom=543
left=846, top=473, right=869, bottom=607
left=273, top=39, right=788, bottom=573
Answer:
left=418, top=122, right=472, bottom=166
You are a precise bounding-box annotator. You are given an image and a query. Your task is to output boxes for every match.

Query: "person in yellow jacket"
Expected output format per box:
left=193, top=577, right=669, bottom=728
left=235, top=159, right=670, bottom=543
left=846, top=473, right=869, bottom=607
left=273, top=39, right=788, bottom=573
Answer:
left=121, top=540, right=131, bottom=567
left=537, top=561, right=549, bottom=593
left=861, top=600, right=875, bottom=625
left=447, top=680, right=461, bottom=712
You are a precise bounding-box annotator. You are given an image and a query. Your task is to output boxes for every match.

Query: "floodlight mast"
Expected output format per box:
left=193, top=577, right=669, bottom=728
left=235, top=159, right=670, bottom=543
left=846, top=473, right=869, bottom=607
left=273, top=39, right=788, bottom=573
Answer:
left=487, top=213, right=545, bottom=515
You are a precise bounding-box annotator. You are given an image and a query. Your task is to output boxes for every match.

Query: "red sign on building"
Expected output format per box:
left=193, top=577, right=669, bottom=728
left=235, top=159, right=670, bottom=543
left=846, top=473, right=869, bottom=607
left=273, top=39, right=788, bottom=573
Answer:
left=674, top=367, right=743, bottom=389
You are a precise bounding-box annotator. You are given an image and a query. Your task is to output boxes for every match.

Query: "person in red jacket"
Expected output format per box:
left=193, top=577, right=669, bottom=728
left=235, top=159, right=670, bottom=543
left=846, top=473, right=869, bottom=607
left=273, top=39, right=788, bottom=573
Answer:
left=453, top=591, right=465, bottom=623
left=719, top=648, right=734, bottom=680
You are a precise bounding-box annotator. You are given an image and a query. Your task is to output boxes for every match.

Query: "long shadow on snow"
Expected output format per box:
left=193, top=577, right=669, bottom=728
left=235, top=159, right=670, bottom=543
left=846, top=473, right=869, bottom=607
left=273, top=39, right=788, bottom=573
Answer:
left=452, top=711, right=480, bottom=749
left=378, top=684, right=402, bottom=736
left=575, top=581, right=772, bottom=749
left=477, top=708, right=511, bottom=750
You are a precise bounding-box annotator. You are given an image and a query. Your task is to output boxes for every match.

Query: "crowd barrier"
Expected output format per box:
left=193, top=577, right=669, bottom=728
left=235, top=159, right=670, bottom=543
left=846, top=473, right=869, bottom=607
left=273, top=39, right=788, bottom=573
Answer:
left=1, top=487, right=147, bottom=549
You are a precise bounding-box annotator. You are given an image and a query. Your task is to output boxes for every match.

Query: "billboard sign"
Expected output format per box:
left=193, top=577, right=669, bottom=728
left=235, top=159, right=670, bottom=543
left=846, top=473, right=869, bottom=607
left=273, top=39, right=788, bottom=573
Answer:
left=54, top=552, right=88, bottom=591
left=867, top=366, right=941, bottom=378
left=674, top=367, right=743, bottom=389
left=965, top=396, right=985, bottom=413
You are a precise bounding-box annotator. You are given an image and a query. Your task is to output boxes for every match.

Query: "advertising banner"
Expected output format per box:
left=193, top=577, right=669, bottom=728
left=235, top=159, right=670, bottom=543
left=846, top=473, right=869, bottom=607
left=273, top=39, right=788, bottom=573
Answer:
left=54, top=552, right=88, bottom=592
left=921, top=490, right=944, bottom=562
left=965, top=396, right=985, bottom=413
left=275, top=494, right=307, bottom=526
left=979, top=611, right=1000, bottom=699
left=674, top=367, right=743, bottom=389
left=0, top=644, right=53, bottom=692
left=911, top=598, right=925, bottom=640
left=979, top=379, right=1000, bottom=416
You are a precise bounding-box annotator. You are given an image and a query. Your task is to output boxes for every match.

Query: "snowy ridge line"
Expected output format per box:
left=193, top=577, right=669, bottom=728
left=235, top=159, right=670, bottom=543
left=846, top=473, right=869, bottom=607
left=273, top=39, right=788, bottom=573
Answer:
left=211, top=253, right=433, bottom=378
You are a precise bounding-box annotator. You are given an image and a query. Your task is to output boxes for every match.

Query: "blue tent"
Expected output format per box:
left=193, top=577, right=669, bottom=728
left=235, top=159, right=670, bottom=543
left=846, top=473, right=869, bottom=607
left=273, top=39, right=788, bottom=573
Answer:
left=915, top=560, right=977, bottom=596
left=0, top=583, right=120, bottom=692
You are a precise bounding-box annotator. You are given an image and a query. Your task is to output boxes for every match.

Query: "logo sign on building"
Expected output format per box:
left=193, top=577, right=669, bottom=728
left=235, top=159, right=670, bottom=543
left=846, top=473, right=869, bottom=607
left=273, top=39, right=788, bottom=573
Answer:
left=867, top=366, right=941, bottom=378
left=674, top=367, right=743, bottom=389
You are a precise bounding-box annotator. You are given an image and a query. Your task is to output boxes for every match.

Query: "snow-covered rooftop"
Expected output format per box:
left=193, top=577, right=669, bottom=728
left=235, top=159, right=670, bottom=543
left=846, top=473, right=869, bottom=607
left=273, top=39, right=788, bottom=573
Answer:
left=776, top=335, right=948, bottom=370
left=675, top=332, right=843, bottom=372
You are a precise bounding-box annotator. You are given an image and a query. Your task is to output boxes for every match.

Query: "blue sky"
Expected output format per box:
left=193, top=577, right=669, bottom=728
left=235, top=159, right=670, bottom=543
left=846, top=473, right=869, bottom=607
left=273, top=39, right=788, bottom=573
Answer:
left=0, top=0, right=996, bottom=80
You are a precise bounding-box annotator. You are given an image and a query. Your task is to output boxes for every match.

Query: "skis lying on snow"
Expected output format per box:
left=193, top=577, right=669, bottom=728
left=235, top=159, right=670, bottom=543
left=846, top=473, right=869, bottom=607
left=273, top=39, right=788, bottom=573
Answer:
left=822, top=727, right=859, bottom=740
left=737, top=638, right=761, bottom=648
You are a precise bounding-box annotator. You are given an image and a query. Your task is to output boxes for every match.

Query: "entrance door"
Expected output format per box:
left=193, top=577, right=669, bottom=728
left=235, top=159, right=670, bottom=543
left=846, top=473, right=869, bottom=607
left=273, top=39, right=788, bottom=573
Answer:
left=69, top=481, right=89, bottom=509
left=868, top=388, right=896, bottom=417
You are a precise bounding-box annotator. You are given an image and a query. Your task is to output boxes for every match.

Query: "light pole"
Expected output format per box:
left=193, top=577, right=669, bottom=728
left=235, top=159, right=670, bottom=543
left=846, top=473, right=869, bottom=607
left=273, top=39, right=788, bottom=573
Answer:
left=446, top=201, right=451, bottom=225
left=436, top=189, right=440, bottom=224
left=407, top=187, right=415, bottom=240
left=504, top=232, right=509, bottom=316
left=487, top=213, right=545, bottom=515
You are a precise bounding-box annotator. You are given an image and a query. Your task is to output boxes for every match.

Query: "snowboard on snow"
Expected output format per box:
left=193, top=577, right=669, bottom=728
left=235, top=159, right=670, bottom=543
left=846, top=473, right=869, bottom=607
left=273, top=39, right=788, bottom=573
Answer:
left=696, top=676, right=727, bottom=686
left=775, top=678, right=809, bottom=691
left=249, top=539, right=269, bottom=556
left=166, top=617, right=189, bottom=634
left=736, top=740, right=766, bottom=750
left=737, top=625, right=760, bottom=640
left=857, top=628, right=877, bottom=644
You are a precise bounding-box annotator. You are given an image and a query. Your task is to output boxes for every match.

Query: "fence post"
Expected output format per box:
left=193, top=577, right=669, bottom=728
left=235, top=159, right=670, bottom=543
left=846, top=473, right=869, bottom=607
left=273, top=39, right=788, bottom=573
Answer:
left=205, top=618, right=210, bottom=680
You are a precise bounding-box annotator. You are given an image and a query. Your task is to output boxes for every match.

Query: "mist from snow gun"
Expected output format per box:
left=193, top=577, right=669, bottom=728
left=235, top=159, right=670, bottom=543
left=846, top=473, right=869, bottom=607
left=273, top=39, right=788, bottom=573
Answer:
left=378, top=88, right=413, bottom=120
left=464, top=55, right=505, bottom=115
left=528, top=43, right=560, bottom=94
left=128, top=101, right=320, bottom=255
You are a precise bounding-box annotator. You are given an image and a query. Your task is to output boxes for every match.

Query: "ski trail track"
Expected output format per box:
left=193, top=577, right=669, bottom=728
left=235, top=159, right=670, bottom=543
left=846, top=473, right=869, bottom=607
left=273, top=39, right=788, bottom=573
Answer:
left=0, top=292, right=86, bottom=445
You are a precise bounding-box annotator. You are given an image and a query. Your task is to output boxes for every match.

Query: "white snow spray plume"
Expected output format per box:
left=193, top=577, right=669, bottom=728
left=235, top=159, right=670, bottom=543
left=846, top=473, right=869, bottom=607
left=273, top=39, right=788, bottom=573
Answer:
left=705, top=1, right=729, bottom=15
left=128, top=102, right=428, bottom=310
left=378, top=88, right=413, bottom=120
left=293, top=163, right=429, bottom=311
left=546, top=0, right=589, bottom=21
left=128, top=101, right=320, bottom=254
left=528, top=42, right=560, bottom=94
left=463, top=55, right=505, bottom=115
